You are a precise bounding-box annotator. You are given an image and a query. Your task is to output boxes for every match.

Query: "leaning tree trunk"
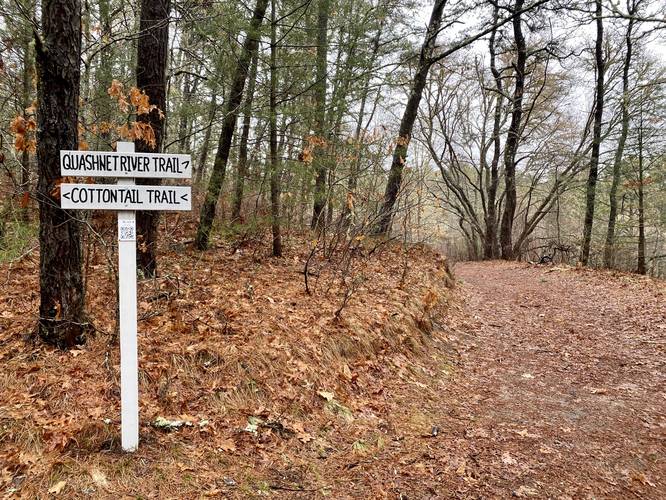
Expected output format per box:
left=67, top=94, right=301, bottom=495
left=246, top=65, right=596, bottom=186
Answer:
left=134, top=0, right=170, bottom=277
left=374, top=0, right=446, bottom=236
left=580, top=0, right=605, bottom=266
left=35, top=0, right=89, bottom=348
left=231, top=52, right=258, bottom=221
left=603, top=5, right=635, bottom=268
left=498, top=0, right=526, bottom=260
left=195, top=0, right=270, bottom=249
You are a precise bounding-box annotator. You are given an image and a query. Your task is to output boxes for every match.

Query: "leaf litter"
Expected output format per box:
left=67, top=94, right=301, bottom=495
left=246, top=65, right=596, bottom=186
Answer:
left=0, top=219, right=456, bottom=497
left=1, top=221, right=664, bottom=497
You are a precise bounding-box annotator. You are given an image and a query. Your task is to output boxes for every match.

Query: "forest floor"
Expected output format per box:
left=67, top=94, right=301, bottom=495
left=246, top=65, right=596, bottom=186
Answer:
left=1, top=227, right=665, bottom=498
left=425, top=261, right=666, bottom=498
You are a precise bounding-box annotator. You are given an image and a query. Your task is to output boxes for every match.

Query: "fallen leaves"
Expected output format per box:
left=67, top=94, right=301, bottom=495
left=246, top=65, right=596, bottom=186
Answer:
left=153, top=416, right=194, bottom=431
left=631, top=471, right=656, bottom=487
left=48, top=480, right=67, bottom=495
left=89, top=468, right=109, bottom=489
left=218, top=438, right=237, bottom=453
left=292, top=422, right=313, bottom=443
left=317, top=390, right=335, bottom=402
left=2, top=238, right=663, bottom=497
left=514, top=428, right=540, bottom=439
left=514, top=485, right=539, bottom=497
left=501, top=451, right=518, bottom=466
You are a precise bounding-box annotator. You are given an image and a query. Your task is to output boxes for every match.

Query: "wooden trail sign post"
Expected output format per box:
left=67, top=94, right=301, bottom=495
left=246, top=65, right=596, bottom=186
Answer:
left=60, top=142, right=191, bottom=451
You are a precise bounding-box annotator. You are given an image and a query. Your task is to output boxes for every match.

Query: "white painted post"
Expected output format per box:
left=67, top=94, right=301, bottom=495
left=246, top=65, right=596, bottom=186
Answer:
left=116, top=141, right=139, bottom=451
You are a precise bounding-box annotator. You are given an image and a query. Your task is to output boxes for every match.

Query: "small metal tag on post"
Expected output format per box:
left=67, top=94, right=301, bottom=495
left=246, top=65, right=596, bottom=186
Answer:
left=116, top=141, right=139, bottom=452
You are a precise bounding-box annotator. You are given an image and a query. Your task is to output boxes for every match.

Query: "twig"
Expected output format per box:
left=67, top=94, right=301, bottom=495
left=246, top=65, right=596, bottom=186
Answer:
left=269, top=484, right=320, bottom=492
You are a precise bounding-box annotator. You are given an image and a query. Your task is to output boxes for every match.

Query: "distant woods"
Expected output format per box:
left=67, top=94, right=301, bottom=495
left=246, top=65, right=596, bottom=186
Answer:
left=0, top=0, right=665, bottom=345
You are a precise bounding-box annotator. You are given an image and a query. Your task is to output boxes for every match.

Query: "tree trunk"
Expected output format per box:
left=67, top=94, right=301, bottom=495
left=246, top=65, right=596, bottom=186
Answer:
left=196, top=93, right=217, bottom=184
left=636, top=110, right=646, bottom=275
left=484, top=5, right=503, bottom=259
left=341, top=21, right=383, bottom=229
left=580, top=0, right=605, bottom=266
left=35, top=0, right=89, bottom=348
left=134, top=0, right=170, bottom=277
left=603, top=4, right=635, bottom=268
left=195, top=0, right=269, bottom=249
left=269, top=0, right=282, bottom=256
left=231, top=51, right=258, bottom=222
left=374, top=0, right=447, bottom=236
left=310, top=0, right=330, bottom=231
left=498, top=0, right=526, bottom=260
left=177, top=71, right=193, bottom=153
left=95, top=0, right=114, bottom=150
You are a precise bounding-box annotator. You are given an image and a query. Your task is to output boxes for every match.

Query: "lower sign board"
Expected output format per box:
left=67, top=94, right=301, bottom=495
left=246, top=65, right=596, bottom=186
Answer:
left=60, top=183, right=191, bottom=211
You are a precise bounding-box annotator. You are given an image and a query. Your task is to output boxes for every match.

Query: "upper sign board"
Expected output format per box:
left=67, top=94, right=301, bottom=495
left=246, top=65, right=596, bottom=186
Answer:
left=60, top=183, right=191, bottom=211
left=60, top=150, right=192, bottom=179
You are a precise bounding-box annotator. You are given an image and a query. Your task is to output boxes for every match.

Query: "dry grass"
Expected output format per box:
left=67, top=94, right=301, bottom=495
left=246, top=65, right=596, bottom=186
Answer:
left=0, top=219, right=456, bottom=497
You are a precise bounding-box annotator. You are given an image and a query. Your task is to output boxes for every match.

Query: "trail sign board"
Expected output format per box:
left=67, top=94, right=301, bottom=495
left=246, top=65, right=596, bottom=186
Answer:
left=60, top=183, right=191, bottom=211
left=60, top=150, right=191, bottom=178
left=60, top=142, right=192, bottom=452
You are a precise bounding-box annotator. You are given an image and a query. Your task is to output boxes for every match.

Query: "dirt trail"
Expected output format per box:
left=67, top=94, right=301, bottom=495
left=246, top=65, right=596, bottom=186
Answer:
left=435, top=261, right=665, bottom=498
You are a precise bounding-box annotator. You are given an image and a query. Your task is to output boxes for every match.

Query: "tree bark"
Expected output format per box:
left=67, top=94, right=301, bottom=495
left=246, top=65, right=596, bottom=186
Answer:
left=580, top=0, right=605, bottom=266
left=35, top=0, right=89, bottom=348
left=95, top=0, right=114, bottom=150
left=177, top=72, right=194, bottom=153
left=134, top=0, right=170, bottom=277
left=374, top=0, right=447, bottom=236
left=310, top=0, right=330, bottom=231
left=636, top=109, right=646, bottom=275
left=269, top=0, right=282, bottom=256
left=484, top=5, right=503, bottom=259
left=195, top=93, right=217, bottom=184
left=341, top=21, right=383, bottom=229
left=498, top=0, right=526, bottom=260
left=603, top=3, right=635, bottom=268
left=195, top=0, right=269, bottom=249
left=231, top=51, right=258, bottom=222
